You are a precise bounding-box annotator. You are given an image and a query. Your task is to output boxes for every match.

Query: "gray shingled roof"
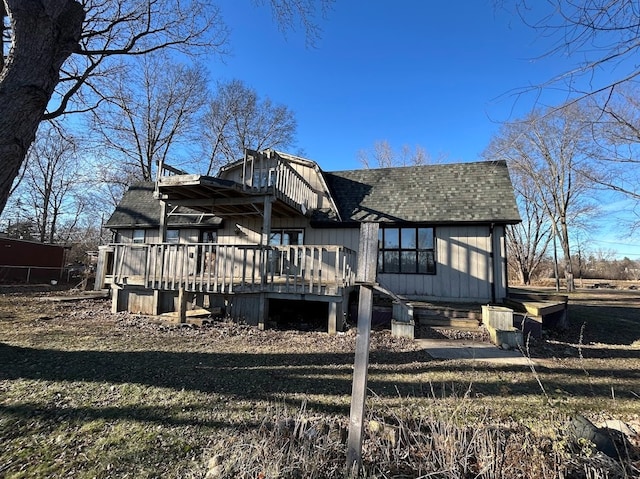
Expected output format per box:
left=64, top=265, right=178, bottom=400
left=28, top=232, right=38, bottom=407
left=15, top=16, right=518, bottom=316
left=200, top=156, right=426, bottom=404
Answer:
left=106, top=161, right=520, bottom=229
left=105, top=182, right=222, bottom=229
left=321, top=160, right=521, bottom=224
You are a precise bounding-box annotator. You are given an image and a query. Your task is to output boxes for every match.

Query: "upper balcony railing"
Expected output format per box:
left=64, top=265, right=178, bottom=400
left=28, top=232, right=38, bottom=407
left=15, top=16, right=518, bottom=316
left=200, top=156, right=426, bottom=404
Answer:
left=246, top=161, right=318, bottom=214
left=102, top=243, right=356, bottom=296
left=157, top=152, right=319, bottom=216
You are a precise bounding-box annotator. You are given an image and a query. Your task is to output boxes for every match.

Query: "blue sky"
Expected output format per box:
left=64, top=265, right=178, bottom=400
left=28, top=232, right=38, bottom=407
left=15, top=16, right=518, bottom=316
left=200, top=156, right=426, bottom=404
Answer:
left=216, top=1, right=573, bottom=168
left=212, top=1, right=639, bottom=259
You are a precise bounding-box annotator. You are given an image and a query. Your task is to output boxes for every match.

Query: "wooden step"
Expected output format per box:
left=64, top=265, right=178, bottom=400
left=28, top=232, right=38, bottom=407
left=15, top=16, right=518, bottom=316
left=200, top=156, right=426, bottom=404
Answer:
left=412, top=303, right=482, bottom=329
left=416, top=316, right=481, bottom=329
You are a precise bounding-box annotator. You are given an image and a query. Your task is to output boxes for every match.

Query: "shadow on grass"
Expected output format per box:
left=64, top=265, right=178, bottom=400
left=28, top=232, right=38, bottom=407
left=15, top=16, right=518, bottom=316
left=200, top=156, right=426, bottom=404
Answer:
left=1, top=342, right=638, bottom=409
left=0, top=402, right=243, bottom=430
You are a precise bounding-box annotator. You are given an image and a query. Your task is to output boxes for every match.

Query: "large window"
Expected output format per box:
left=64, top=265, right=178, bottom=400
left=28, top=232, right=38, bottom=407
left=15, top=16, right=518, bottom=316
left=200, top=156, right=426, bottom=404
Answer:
left=378, top=227, right=435, bottom=274
left=269, top=229, right=303, bottom=246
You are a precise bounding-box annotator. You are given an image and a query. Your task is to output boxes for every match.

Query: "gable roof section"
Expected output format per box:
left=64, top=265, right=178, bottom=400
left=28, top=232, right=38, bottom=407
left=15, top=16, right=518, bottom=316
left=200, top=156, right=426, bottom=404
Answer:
left=105, top=182, right=222, bottom=229
left=321, top=160, right=521, bottom=224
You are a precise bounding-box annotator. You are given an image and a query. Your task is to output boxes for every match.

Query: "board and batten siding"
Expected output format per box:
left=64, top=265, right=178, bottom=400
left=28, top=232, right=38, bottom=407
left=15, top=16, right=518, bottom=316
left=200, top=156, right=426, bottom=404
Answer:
left=272, top=224, right=506, bottom=302
left=113, top=222, right=508, bottom=302
left=376, top=224, right=507, bottom=302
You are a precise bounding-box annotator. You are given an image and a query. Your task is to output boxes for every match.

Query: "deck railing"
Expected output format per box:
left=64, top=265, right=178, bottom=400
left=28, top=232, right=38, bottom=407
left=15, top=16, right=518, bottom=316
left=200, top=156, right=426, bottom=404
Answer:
left=246, top=161, right=318, bottom=213
left=107, top=243, right=356, bottom=295
left=273, top=162, right=318, bottom=212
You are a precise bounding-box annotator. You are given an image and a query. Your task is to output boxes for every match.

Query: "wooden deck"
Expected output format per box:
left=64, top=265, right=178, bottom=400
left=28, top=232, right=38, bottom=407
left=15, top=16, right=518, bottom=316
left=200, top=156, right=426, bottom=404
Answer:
left=102, top=243, right=357, bottom=296
left=505, top=292, right=569, bottom=331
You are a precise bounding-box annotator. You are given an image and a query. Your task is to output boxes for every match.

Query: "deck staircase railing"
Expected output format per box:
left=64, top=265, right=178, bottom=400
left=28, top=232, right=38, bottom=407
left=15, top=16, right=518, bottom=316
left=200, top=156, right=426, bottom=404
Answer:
left=272, top=162, right=318, bottom=212
left=108, top=243, right=356, bottom=295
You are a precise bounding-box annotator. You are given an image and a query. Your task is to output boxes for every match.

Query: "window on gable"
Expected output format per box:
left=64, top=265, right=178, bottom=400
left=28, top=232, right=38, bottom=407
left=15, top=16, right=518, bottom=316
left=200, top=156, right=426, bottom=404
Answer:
left=132, top=229, right=145, bottom=244
left=378, top=227, right=435, bottom=274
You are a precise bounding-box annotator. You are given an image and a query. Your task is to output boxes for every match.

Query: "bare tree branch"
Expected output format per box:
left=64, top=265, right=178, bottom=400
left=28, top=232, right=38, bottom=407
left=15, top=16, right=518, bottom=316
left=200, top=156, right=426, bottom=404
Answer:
left=483, top=103, right=600, bottom=291
left=201, top=79, right=297, bottom=174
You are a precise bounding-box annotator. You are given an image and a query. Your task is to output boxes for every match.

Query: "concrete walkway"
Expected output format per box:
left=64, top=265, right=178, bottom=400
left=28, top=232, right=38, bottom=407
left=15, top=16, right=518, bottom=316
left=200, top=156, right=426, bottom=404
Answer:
left=416, top=338, right=534, bottom=365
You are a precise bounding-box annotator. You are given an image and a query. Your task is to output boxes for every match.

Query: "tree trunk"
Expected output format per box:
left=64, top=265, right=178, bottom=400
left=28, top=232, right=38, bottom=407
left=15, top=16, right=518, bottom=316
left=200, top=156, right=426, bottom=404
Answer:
left=0, top=0, right=84, bottom=214
left=1, top=3, right=6, bottom=71
left=559, top=218, right=575, bottom=292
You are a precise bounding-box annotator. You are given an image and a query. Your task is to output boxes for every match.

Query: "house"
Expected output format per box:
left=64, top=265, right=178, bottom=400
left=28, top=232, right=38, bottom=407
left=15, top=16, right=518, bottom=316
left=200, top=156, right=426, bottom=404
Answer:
left=95, top=149, right=521, bottom=333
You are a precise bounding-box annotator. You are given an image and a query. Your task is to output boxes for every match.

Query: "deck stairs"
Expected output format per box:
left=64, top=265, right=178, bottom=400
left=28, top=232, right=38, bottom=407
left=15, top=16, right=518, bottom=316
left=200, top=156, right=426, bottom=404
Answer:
left=370, top=288, right=483, bottom=331
left=411, top=302, right=483, bottom=330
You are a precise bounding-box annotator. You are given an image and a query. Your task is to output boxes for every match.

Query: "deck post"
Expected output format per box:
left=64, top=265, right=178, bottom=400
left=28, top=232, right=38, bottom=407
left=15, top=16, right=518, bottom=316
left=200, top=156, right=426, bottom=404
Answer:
left=346, top=222, right=379, bottom=474
left=159, top=200, right=167, bottom=242
left=257, top=292, right=268, bottom=330
left=153, top=290, right=161, bottom=315
left=261, top=196, right=272, bottom=246
left=111, top=284, right=121, bottom=313
left=178, top=286, right=187, bottom=323
left=328, top=301, right=338, bottom=335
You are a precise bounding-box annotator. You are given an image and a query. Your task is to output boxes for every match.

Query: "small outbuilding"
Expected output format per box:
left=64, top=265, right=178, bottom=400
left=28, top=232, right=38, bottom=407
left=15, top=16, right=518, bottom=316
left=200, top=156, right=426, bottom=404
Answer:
left=0, top=237, right=68, bottom=283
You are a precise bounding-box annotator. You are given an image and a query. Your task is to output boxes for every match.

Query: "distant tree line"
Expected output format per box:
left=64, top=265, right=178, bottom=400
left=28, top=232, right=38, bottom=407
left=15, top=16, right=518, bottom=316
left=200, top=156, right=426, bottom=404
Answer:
left=509, top=253, right=640, bottom=285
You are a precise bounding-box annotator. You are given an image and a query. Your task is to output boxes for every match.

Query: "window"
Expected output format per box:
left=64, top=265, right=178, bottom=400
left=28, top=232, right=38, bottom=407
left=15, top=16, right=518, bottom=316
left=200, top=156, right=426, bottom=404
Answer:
left=268, top=229, right=304, bottom=275
left=166, top=229, right=180, bottom=244
left=269, top=229, right=303, bottom=246
left=378, top=227, right=435, bottom=274
left=201, top=230, right=217, bottom=243
left=132, top=229, right=145, bottom=244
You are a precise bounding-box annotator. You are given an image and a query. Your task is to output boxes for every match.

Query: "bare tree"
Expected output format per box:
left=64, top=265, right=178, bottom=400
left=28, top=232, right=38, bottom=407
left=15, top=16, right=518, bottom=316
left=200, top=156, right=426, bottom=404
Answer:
left=357, top=140, right=445, bottom=168
left=91, top=53, right=209, bottom=183
left=254, top=0, right=333, bottom=47
left=0, top=1, right=84, bottom=217
left=585, top=87, right=640, bottom=230
left=505, top=173, right=554, bottom=285
left=201, top=79, right=297, bottom=174
left=509, top=2, right=640, bottom=221
left=12, top=123, right=86, bottom=243
left=0, top=0, right=331, bottom=215
left=484, top=104, right=599, bottom=292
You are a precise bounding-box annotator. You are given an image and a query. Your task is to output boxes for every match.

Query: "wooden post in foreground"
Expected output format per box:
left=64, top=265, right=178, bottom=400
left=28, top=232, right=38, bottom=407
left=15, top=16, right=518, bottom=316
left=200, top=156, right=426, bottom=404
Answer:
left=178, top=286, right=187, bottom=323
left=346, top=222, right=379, bottom=474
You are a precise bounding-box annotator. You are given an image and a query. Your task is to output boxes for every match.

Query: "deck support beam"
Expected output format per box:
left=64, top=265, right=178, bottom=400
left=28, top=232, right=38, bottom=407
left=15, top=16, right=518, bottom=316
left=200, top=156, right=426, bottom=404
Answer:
left=178, top=286, right=187, bottom=323
left=257, top=293, right=268, bottom=330
left=328, top=301, right=338, bottom=334
left=111, top=284, right=121, bottom=313
left=261, top=196, right=272, bottom=246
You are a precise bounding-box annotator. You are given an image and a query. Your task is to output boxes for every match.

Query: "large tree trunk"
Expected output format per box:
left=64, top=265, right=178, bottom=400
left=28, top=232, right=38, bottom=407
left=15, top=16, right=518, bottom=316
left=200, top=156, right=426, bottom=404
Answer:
left=0, top=0, right=84, bottom=214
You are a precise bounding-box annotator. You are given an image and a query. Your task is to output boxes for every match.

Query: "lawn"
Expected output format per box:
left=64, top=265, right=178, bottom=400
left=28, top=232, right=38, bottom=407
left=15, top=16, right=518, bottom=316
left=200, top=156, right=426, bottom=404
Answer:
left=0, top=285, right=638, bottom=478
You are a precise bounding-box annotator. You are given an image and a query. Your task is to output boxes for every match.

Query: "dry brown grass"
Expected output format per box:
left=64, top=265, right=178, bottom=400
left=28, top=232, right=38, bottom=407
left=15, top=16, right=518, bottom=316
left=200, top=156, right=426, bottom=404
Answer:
left=0, top=285, right=639, bottom=477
